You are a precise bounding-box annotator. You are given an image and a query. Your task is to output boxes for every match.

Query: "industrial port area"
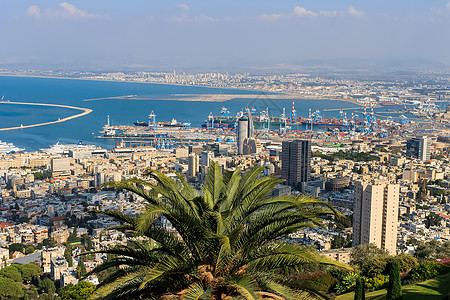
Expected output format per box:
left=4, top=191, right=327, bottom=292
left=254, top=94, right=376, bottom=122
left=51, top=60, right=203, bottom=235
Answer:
left=96, top=97, right=450, bottom=154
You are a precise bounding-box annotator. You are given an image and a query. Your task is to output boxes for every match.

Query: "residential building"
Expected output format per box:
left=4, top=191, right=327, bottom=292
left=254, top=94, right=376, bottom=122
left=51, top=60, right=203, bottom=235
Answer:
left=51, top=256, right=68, bottom=281
left=353, top=181, right=399, bottom=254
left=187, top=153, right=199, bottom=178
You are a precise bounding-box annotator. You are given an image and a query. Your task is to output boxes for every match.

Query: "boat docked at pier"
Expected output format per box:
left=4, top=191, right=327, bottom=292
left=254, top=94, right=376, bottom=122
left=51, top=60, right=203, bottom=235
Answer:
left=40, top=141, right=106, bottom=154
left=0, top=141, right=25, bottom=154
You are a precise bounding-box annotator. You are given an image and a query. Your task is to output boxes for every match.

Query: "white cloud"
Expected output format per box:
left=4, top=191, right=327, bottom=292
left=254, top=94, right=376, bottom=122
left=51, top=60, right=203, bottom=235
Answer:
left=318, top=10, right=338, bottom=17
left=56, top=2, right=99, bottom=19
left=259, top=13, right=283, bottom=22
left=26, top=2, right=100, bottom=20
left=174, top=3, right=190, bottom=11
left=171, top=15, right=217, bottom=23
left=27, top=5, right=42, bottom=19
left=293, top=6, right=318, bottom=17
left=347, top=6, right=364, bottom=17
left=293, top=6, right=364, bottom=19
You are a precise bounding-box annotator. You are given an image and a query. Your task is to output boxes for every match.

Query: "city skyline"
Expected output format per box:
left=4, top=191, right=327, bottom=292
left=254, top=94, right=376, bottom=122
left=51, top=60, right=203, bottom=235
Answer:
left=2, top=1, right=450, bottom=70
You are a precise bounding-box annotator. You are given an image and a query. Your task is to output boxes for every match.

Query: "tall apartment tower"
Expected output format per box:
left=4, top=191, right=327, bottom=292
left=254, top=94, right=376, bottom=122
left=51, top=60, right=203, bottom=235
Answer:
left=237, top=110, right=254, bottom=155
left=406, top=136, right=430, bottom=161
left=352, top=181, right=399, bottom=254
left=187, top=153, right=199, bottom=178
left=281, top=140, right=311, bottom=189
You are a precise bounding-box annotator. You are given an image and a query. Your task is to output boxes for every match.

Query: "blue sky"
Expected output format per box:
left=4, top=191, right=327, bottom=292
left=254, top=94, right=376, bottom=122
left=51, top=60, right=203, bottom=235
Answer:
left=1, top=1, right=450, bottom=70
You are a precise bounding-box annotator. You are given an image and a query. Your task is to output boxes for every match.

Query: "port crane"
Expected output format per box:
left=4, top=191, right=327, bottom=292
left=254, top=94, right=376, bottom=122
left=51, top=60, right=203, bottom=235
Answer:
left=290, top=100, right=297, bottom=123
left=207, top=112, right=214, bottom=130
left=279, top=108, right=288, bottom=133
left=148, top=111, right=157, bottom=131
left=220, top=106, right=230, bottom=116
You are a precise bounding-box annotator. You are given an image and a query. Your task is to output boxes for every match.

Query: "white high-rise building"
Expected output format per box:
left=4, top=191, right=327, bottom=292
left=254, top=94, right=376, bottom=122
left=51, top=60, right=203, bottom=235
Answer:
left=188, top=153, right=199, bottom=178
left=236, top=110, right=254, bottom=155
left=352, top=181, right=399, bottom=254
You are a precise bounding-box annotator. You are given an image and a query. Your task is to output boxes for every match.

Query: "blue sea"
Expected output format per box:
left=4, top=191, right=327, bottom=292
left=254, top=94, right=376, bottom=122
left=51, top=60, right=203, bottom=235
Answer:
left=0, top=76, right=404, bottom=151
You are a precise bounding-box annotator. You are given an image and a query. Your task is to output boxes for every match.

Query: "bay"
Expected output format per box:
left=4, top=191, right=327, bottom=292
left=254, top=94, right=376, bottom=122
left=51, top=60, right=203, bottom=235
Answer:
left=0, top=75, right=396, bottom=151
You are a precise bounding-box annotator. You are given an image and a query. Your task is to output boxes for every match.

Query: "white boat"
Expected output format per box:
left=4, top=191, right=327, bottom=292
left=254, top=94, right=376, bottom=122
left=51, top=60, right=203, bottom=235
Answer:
left=0, top=141, right=25, bottom=154
left=40, top=141, right=106, bottom=154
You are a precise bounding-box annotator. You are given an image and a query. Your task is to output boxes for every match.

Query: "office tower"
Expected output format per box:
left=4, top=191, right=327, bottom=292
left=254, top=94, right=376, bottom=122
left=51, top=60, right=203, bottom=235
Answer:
left=243, top=137, right=260, bottom=155
left=237, top=116, right=248, bottom=155
left=200, top=151, right=214, bottom=167
left=353, top=181, right=399, bottom=254
left=406, top=136, right=430, bottom=161
left=237, top=110, right=254, bottom=155
left=188, top=145, right=202, bottom=155
left=281, top=140, right=311, bottom=189
left=188, top=153, right=199, bottom=178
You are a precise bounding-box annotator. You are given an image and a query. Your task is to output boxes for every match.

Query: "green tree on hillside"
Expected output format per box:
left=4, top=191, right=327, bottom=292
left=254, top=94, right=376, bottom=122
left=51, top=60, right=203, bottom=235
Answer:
left=0, top=265, right=22, bottom=282
left=354, top=276, right=365, bottom=300
left=8, top=243, right=25, bottom=254
left=59, top=281, right=95, bottom=300
left=85, top=163, right=349, bottom=299
left=0, top=276, right=24, bottom=298
left=386, top=260, right=402, bottom=300
left=25, top=245, right=35, bottom=255
left=38, top=277, right=56, bottom=295
left=76, top=258, right=87, bottom=278
left=64, top=244, right=73, bottom=267
left=415, top=240, right=450, bottom=261
left=17, top=263, right=43, bottom=283
left=425, top=213, right=441, bottom=228
left=350, top=244, right=391, bottom=277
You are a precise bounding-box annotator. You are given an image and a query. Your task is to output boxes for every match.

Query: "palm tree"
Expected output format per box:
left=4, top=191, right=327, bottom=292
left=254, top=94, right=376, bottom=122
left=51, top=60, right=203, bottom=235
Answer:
left=86, top=163, right=348, bottom=299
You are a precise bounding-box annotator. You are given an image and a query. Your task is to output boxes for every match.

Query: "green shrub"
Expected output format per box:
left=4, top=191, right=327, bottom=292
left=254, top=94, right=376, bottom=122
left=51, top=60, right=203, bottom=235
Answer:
left=286, top=272, right=337, bottom=294
left=408, top=261, right=450, bottom=280
left=395, top=253, right=418, bottom=273
left=336, top=272, right=359, bottom=294
left=365, top=274, right=389, bottom=291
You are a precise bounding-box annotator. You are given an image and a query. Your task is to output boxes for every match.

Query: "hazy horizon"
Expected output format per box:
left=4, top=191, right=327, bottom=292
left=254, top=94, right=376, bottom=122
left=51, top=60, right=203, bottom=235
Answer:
left=2, top=1, right=450, bottom=71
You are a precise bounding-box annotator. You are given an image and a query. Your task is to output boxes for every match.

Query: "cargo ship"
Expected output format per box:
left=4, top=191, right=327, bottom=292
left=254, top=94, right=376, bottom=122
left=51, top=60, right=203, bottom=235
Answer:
left=134, top=118, right=183, bottom=128
left=203, top=106, right=287, bottom=129
left=301, top=120, right=346, bottom=128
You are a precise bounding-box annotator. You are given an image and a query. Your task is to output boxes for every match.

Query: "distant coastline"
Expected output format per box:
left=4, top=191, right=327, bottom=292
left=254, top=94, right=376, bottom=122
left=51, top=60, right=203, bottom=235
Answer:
left=0, top=73, right=361, bottom=105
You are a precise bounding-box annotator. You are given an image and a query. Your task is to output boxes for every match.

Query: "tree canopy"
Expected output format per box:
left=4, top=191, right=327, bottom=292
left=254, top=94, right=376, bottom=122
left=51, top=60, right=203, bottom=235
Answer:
left=39, top=277, right=56, bottom=295
left=0, top=276, right=24, bottom=298
left=17, top=263, right=43, bottom=283
left=350, top=244, right=390, bottom=277
left=0, top=266, right=22, bottom=283
left=414, top=240, right=450, bottom=261
left=59, top=281, right=95, bottom=300
left=85, top=163, right=349, bottom=299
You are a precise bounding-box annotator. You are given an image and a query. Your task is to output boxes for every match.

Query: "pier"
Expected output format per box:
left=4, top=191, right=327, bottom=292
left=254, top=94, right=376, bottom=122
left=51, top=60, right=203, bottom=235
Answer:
left=0, top=101, right=92, bottom=131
